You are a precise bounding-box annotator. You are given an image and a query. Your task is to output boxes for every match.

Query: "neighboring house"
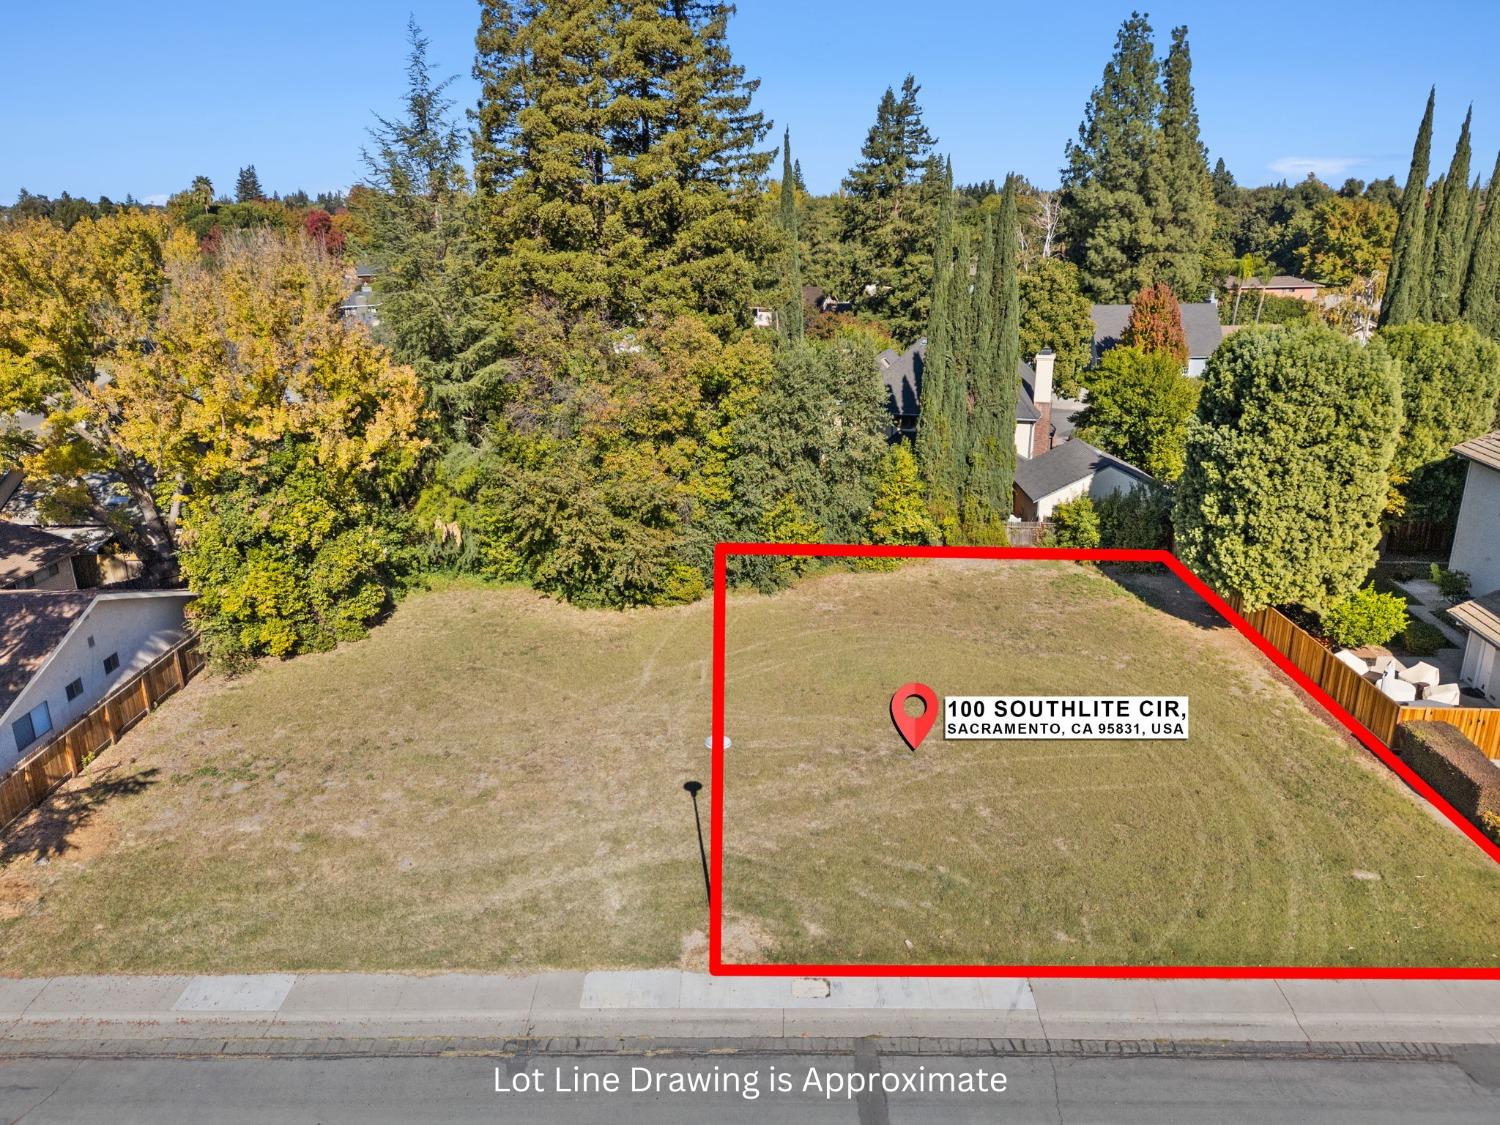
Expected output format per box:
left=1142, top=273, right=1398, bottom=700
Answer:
left=1449, top=432, right=1500, bottom=598
left=0, top=522, right=87, bottom=592
left=802, top=285, right=852, bottom=314
left=751, top=306, right=777, bottom=329
left=1091, top=300, right=1225, bottom=377
left=339, top=262, right=380, bottom=329
left=1013, top=437, right=1155, bottom=521
left=878, top=342, right=1155, bottom=520
left=1450, top=592, right=1500, bottom=706
left=1447, top=432, right=1500, bottom=704
left=0, top=589, right=194, bottom=769
left=1220, top=274, right=1323, bottom=302
left=878, top=341, right=1055, bottom=457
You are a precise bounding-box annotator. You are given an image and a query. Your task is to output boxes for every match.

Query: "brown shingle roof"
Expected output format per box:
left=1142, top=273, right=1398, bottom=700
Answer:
left=0, top=591, right=96, bottom=717
left=0, top=522, right=79, bottom=586
left=1454, top=431, right=1500, bottom=472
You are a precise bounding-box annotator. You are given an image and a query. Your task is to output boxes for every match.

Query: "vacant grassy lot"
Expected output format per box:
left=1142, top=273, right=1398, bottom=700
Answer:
left=0, top=561, right=1497, bottom=974
left=720, top=561, right=1500, bottom=968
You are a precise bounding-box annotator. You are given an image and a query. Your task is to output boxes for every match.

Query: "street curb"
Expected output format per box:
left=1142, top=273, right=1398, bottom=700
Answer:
left=0, top=1034, right=1479, bottom=1062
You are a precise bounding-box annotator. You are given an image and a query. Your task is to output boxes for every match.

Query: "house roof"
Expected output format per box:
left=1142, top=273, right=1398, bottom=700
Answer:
left=0, top=590, right=196, bottom=721
left=0, top=522, right=80, bottom=586
left=878, top=339, right=1039, bottom=422
left=1450, top=589, right=1500, bottom=648
left=1454, top=431, right=1500, bottom=472
left=0, top=590, right=97, bottom=717
left=1090, top=301, right=1225, bottom=361
left=1221, top=274, right=1321, bottom=291
left=1013, top=437, right=1154, bottom=503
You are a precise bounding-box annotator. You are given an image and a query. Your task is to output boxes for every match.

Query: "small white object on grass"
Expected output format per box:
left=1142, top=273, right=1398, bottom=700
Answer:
left=704, top=735, right=732, bottom=750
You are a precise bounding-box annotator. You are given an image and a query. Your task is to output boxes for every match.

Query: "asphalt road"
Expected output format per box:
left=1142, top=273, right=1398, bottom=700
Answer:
left=1, top=1042, right=1498, bottom=1124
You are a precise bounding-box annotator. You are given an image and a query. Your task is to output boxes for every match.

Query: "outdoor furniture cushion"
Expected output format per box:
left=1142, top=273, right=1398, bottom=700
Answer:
left=1425, top=683, right=1462, bottom=705
left=1399, top=661, right=1441, bottom=688
left=1334, top=649, right=1369, bottom=674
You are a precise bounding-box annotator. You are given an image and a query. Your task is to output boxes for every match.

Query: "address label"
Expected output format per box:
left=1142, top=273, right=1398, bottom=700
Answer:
left=943, top=695, right=1189, bottom=740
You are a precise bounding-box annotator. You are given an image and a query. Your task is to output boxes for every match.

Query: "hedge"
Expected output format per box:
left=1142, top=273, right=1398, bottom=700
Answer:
left=1394, top=721, right=1500, bottom=834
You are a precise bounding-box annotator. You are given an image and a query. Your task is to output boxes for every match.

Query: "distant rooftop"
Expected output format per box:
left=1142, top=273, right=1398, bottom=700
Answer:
left=1091, top=301, right=1224, bottom=361
left=0, top=522, right=79, bottom=587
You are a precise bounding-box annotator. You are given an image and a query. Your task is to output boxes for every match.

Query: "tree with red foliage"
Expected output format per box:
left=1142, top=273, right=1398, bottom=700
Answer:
left=1122, top=281, right=1188, bottom=365
left=303, top=208, right=346, bottom=256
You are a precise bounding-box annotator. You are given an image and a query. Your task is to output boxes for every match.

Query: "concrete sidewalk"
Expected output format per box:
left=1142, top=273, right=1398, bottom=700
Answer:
left=0, top=972, right=1497, bottom=1045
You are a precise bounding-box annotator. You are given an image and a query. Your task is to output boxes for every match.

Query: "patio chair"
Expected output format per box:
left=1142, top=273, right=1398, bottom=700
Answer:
left=1424, top=683, right=1462, bottom=706
left=1379, top=677, right=1419, bottom=703
left=1399, top=661, right=1441, bottom=688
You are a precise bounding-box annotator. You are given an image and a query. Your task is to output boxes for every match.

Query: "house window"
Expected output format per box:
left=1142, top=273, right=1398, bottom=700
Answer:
left=11, top=702, right=52, bottom=752
left=65, top=678, right=84, bottom=702
left=103, top=652, right=120, bottom=674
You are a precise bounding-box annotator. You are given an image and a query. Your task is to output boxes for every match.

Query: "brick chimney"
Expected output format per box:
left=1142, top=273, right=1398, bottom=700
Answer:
left=1031, top=348, right=1055, bottom=458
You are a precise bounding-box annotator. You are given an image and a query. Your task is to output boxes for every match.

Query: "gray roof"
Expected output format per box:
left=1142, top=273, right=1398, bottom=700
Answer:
left=1221, top=274, right=1320, bottom=291
left=0, top=522, right=80, bottom=586
left=1091, top=301, right=1224, bottom=361
left=1454, top=431, right=1500, bottom=473
left=878, top=340, right=1039, bottom=422
left=1013, top=438, right=1154, bottom=503
left=0, top=590, right=96, bottom=717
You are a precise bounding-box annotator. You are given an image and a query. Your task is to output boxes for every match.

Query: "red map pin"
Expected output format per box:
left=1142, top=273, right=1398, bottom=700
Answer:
left=890, top=682, right=938, bottom=751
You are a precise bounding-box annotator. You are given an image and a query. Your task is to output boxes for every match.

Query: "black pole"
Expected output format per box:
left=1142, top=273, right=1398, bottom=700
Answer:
left=683, top=781, right=711, bottom=904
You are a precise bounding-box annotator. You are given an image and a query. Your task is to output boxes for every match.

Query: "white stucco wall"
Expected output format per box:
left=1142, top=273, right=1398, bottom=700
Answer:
left=1186, top=357, right=1208, bottom=378
left=1033, top=465, right=1148, bottom=520
left=0, top=593, right=192, bottom=768
left=1450, top=461, right=1500, bottom=597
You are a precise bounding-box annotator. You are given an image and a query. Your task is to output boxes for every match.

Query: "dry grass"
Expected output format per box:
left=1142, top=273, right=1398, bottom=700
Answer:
left=0, top=560, right=1496, bottom=974
left=720, top=560, right=1500, bottom=968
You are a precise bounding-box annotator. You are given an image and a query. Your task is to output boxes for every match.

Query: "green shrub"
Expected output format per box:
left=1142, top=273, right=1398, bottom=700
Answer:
left=1045, top=496, right=1102, bottom=548
left=1396, top=619, right=1448, bottom=656
left=1096, top=485, right=1173, bottom=550
left=1395, top=722, right=1500, bottom=832
left=1319, top=585, right=1409, bottom=648
left=1429, top=563, right=1472, bottom=600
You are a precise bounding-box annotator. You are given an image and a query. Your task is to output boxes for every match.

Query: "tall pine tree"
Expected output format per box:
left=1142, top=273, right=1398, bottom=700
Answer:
left=471, top=1, right=771, bottom=334
left=1382, top=88, right=1435, bottom=326
left=1428, top=106, right=1474, bottom=322
left=235, top=165, right=264, bottom=203
left=1462, top=150, right=1500, bottom=337
left=1150, top=26, right=1215, bottom=298
left=1060, top=13, right=1162, bottom=302
left=840, top=75, right=939, bottom=343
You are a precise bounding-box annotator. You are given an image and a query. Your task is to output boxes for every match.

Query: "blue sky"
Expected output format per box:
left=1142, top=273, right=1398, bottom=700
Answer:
left=3, top=1, right=1498, bottom=202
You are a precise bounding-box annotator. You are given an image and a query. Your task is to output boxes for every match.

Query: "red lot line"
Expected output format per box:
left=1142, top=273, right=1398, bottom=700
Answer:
left=708, top=543, right=1500, bottom=980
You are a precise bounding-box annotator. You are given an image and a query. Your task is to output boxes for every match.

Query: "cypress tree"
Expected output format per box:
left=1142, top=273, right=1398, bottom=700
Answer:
left=1060, top=13, right=1162, bottom=302
left=1152, top=26, right=1215, bottom=298
left=1429, top=106, right=1475, bottom=322
left=1462, top=150, right=1500, bottom=337
left=1381, top=88, right=1435, bottom=327
left=779, top=128, right=804, bottom=341
left=1417, top=173, right=1446, bottom=320
left=962, top=179, right=1020, bottom=538
left=916, top=158, right=963, bottom=524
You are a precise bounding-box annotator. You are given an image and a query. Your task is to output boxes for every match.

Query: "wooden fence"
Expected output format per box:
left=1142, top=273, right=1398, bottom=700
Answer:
left=1233, top=602, right=1500, bottom=759
left=0, top=634, right=204, bottom=831
left=1007, top=521, right=1049, bottom=547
